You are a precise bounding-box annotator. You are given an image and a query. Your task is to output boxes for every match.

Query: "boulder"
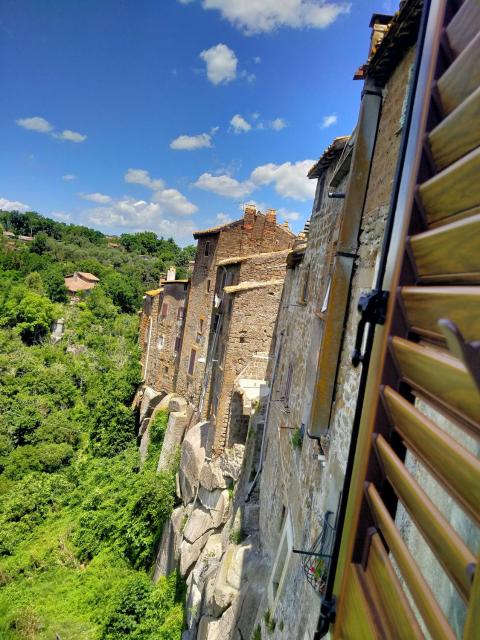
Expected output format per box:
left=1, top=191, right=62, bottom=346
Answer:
left=192, top=533, right=223, bottom=587
left=199, top=460, right=228, bottom=491
left=183, top=507, right=215, bottom=544
left=211, top=542, right=254, bottom=615
left=197, top=607, right=236, bottom=640
left=179, top=421, right=210, bottom=504
left=218, top=444, right=245, bottom=481
left=180, top=530, right=212, bottom=576
left=157, top=411, right=188, bottom=472
left=198, top=487, right=231, bottom=528
left=185, top=574, right=202, bottom=630
left=153, top=505, right=186, bottom=582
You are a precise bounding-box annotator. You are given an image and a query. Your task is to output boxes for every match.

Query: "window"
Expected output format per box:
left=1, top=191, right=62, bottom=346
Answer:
left=157, top=335, right=164, bottom=350
left=206, top=279, right=211, bottom=293
left=174, top=335, right=182, bottom=354
left=161, top=302, right=168, bottom=317
left=212, top=314, right=220, bottom=333
left=177, top=306, right=184, bottom=320
left=188, top=348, right=196, bottom=376
left=198, top=317, right=204, bottom=334
left=267, top=511, right=293, bottom=610
left=284, top=363, right=293, bottom=407
left=204, top=241, right=210, bottom=257
left=164, top=366, right=169, bottom=374
left=300, top=265, right=310, bottom=304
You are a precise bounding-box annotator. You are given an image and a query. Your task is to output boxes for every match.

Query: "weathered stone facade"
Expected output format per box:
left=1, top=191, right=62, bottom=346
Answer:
left=175, top=208, right=295, bottom=411
left=140, top=274, right=189, bottom=394
left=207, top=249, right=290, bottom=454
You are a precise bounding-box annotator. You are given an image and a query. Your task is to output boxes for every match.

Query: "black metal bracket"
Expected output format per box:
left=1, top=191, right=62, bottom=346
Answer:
left=328, top=192, right=346, bottom=199
left=351, top=289, right=389, bottom=367
left=313, top=597, right=337, bottom=639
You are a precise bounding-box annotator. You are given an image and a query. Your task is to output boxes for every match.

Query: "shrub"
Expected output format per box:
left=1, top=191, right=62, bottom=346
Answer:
left=291, top=426, right=303, bottom=449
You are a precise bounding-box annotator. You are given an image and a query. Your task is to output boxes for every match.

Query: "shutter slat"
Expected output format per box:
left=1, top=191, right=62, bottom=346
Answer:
left=410, top=214, right=480, bottom=282
left=427, top=204, right=480, bottom=230
left=374, top=434, right=476, bottom=602
left=400, top=285, right=480, bottom=342
left=383, top=386, right=480, bottom=525
left=391, top=337, right=480, bottom=431
left=366, top=484, right=455, bottom=640
left=446, top=0, right=480, bottom=58
left=463, top=563, right=480, bottom=640
left=418, top=146, right=480, bottom=223
left=363, top=533, right=424, bottom=639
left=429, top=85, right=480, bottom=170
left=438, top=30, right=480, bottom=114
left=336, top=564, right=381, bottom=639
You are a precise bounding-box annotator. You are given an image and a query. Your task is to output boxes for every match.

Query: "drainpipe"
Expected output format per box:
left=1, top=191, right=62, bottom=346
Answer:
left=314, top=1, right=432, bottom=636
left=143, top=316, right=153, bottom=383
left=245, top=330, right=283, bottom=503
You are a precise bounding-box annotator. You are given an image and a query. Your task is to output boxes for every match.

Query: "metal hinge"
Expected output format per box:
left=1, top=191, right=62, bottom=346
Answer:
left=351, top=289, right=389, bottom=367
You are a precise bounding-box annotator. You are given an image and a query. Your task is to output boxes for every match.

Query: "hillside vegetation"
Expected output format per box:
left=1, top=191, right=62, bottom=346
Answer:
left=0, top=211, right=190, bottom=639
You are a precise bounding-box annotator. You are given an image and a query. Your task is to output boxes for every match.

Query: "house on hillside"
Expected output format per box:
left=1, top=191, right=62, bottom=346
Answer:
left=64, top=271, right=99, bottom=298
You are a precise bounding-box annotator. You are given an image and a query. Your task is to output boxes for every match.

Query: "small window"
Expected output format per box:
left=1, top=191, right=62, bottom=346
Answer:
left=212, top=314, right=220, bottom=333
left=174, top=335, right=182, bottom=353
left=164, top=366, right=169, bottom=374
left=157, top=335, right=165, bottom=350
left=161, top=303, right=168, bottom=317
left=188, top=349, right=196, bottom=376
left=198, top=318, right=204, bottom=334
left=204, top=241, right=210, bottom=257
left=300, top=265, right=310, bottom=304
left=284, top=363, right=293, bottom=406
left=206, top=279, right=211, bottom=293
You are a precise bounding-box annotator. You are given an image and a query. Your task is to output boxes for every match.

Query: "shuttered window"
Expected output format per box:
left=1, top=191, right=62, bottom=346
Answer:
left=188, top=348, right=196, bottom=376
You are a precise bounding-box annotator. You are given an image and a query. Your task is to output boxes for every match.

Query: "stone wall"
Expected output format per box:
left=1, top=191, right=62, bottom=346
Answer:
left=175, top=209, right=294, bottom=411
left=150, top=281, right=189, bottom=394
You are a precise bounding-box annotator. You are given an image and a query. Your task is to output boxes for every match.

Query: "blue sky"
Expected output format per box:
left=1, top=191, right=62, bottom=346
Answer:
left=0, top=0, right=393, bottom=245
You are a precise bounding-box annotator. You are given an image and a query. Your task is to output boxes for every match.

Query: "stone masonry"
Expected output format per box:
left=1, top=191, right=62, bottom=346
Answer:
left=175, top=207, right=295, bottom=412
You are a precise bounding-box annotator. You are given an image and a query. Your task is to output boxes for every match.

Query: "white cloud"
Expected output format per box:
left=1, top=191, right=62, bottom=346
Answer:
left=200, top=43, right=238, bottom=85
left=195, top=159, right=316, bottom=201
left=321, top=114, right=338, bottom=129
left=269, top=117, right=287, bottom=130
left=15, top=116, right=86, bottom=142
left=80, top=192, right=112, bottom=204
left=124, top=168, right=164, bottom=190
left=85, top=197, right=196, bottom=241
left=216, top=212, right=233, bottom=224
left=278, top=208, right=300, bottom=221
left=16, top=116, right=53, bottom=133
left=250, top=160, right=316, bottom=201
left=194, top=173, right=253, bottom=199
left=170, top=132, right=214, bottom=150
left=240, top=69, right=256, bottom=83
left=201, top=0, right=351, bottom=34
left=54, top=129, right=87, bottom=143
left=62, top=174, right=77, bottom=181
left=51, top=210, right=72, bottom=222
left=253, top=56, right=261, bottom=64
left=230, top=114, right=251, bottom=134
left=124, top=168, right=197, bottom=216
left=0, top=197, right=29, bottom=212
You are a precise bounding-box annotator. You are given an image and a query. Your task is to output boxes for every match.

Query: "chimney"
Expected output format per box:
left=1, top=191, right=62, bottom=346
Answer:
left=266, top=208, right=277, bottom=224
left=167, top=266, right=176, bottom=281
left=243, top=204, right=256, bottom=230
left=368, top=13, right=392, bottom=58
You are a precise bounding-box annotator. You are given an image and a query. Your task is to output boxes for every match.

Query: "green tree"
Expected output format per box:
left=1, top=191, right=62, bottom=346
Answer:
left=24, top=271, right=45, bottom=295
left=0, top=288, right=57, bottom=344
left=30, top=231, right=49, bottom=255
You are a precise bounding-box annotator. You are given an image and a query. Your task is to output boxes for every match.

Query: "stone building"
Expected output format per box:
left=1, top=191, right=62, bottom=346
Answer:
left=251, top=5, right=425, bottom=639
left=140, top=267, right=189, bottom=394
left=206, top=249, right=291, bottom=454
left=175, top=207, right=295, bottom=411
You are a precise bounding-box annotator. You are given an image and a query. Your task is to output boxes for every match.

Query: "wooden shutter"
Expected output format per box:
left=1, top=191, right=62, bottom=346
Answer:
left=333, top=1, right=480, bottom=638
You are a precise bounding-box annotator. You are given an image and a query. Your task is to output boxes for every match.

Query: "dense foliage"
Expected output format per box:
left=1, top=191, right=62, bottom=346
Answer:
left=0, top=209, right=196, bottom=313
left=0, top=214, right=185, bottom=639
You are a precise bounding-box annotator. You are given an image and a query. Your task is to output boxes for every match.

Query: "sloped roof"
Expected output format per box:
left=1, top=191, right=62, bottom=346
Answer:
left=77, top=271, right=99, bottom=282
left=193, top=219, right=243, bottom=238
left=308, top=136, right=351, bottom=179
left=145, top=288, right=162, bottom=296
left=365, top=0, right=423, bottom=85
left=224, top=278, right=284, bottom=294
left=64, top=277, right=96, bottom=292
left=217, top=248, right=291, bottom=267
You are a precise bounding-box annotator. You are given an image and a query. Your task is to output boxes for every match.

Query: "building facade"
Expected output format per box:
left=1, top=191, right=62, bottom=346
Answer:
left=175, top=207, right=295, bottom=411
